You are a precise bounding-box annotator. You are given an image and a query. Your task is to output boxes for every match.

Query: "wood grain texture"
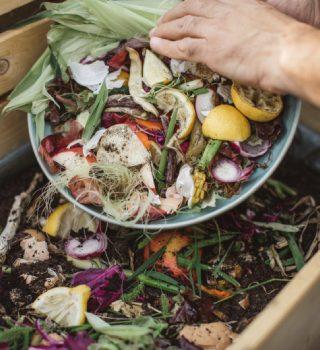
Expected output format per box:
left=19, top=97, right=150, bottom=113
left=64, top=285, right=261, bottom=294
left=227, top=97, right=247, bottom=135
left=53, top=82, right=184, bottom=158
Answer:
left=229, top=251, right=320, bottom=350
left=0, top=0, right=36, bottom=15
left=0, top=100, right=29, bottom=159
left=0, top=18, right=50, bottom=96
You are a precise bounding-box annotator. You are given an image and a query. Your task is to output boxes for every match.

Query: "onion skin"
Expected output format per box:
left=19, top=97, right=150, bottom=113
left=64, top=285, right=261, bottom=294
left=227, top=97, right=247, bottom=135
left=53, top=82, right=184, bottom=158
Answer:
left=230, top=137, right=271, bottom=158
left=195, top=89, right=215, bottom=123
left=65, top=232, right=107, bottom=260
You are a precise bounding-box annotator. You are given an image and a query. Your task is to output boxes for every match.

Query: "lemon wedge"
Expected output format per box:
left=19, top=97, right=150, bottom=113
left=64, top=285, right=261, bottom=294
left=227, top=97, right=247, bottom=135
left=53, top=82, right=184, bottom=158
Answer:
left=42, top=203, right=98, bottom=239
left=231, top=83, right=283, bottom=122
left=143, top=49, right=172, bottom=87
left=155, top=88, right=196, bottom=139
left=32, top=285, right=90, bottom=327
left=202, top=105, right=251, bottom=142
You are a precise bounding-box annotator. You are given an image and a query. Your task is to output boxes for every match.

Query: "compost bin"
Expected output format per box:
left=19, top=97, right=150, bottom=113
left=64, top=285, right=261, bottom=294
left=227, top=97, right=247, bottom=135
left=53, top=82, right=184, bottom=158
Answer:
left=0, top=2, right=320, bottom=350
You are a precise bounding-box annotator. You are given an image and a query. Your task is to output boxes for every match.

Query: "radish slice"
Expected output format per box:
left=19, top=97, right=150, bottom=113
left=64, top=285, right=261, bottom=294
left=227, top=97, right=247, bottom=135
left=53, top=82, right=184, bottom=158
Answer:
left=195, top=89, right=215, bottom=123
left=65, top=232, right=107, bottom=260
left=231, top=136, right=271, bottom=158
left=211, top=158, right=242, bottom=183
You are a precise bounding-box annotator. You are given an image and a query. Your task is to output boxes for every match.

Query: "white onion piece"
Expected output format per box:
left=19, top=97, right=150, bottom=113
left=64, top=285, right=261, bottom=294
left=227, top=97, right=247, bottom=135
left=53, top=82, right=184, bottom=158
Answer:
left=195, top=89, right=215, bottom=123
left=65, top=233, right=107, bottom=260
left=211, top=158, right=242, bottom=183
left=69, top=61, right=108, bottom=87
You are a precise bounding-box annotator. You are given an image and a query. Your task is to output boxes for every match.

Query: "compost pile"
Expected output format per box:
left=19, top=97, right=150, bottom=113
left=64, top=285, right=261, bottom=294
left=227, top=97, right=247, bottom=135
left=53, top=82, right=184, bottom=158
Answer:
left=0, top=159, right=319, bottom=350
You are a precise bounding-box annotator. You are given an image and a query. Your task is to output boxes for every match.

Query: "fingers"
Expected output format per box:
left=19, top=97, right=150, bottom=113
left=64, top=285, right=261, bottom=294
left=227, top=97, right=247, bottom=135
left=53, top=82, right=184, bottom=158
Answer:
left=150, top=37, right=207, bottom=62
left=158, top=0, right=215, bottom=25
left=150, top=15, right=209, bottom=40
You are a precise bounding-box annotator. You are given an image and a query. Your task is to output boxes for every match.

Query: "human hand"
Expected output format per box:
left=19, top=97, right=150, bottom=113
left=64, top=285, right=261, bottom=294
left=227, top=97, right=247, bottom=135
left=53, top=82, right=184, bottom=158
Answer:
left=266, top=0, right=320, bottom=27
left=150, top=0, right=300, bottom=93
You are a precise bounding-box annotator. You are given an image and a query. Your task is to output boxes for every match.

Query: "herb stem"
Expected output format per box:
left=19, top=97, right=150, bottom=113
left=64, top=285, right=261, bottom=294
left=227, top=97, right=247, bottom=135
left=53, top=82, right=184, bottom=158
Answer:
left=198, top=139, right=222, bottom=170
left=137, top=274, right=182, bottom=294
left=156, top=108, right=178, bottom=186
left=214, top=278, right=290, bottom=304
left=177, top=256, right=240, bottom=288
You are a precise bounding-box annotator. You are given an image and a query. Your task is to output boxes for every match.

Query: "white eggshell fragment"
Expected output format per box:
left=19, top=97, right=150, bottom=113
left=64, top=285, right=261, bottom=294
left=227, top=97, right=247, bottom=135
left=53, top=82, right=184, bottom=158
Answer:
left=97, top=124, right=150, bottom=167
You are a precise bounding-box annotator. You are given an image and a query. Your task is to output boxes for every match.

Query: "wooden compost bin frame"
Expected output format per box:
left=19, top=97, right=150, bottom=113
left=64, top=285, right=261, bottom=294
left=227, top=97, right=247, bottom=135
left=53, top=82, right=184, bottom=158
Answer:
left=0, top=2, right=319, bottom=349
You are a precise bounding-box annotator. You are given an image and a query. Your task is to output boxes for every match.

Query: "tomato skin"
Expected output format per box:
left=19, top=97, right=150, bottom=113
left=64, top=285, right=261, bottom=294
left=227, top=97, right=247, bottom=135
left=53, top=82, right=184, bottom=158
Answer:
left=107, top=49, right=128, bottom=69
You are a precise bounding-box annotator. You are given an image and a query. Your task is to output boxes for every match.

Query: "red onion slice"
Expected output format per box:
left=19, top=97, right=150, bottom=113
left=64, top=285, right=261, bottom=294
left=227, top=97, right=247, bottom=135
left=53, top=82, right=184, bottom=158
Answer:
left=195, top=89, right=215, bottom=123
left=65, top=232, right=107, bottom=260
left=211, top=158, right=242, bottom=183
left=231, top=136, right=271, bottom=158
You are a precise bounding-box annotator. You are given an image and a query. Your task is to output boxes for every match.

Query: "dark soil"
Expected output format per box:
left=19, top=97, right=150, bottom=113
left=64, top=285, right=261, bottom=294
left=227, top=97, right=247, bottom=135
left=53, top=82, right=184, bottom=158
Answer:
left=0, top=151, right=319, bottom=333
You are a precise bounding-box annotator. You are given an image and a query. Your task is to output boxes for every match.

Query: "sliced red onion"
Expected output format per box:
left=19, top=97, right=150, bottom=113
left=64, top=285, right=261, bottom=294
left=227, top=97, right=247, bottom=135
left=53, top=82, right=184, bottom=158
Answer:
left=211, top=158, right=242, bottom=183
left=231, top=136, right=271, bottom=158
left=239, top=163, right=255, bottom=181
left=65, top=232, right=107, bottom=260
left=195, top=89, right=215, bottom=123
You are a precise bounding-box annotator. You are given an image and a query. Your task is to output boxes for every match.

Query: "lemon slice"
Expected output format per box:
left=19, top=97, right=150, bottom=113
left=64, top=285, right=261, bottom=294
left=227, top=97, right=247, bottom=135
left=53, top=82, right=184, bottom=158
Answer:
left=32, top=285, right=90, bottom=327
left=42, top=203, right=98, bottom=238
left=231, top=83, right=283, bottom=122
left=143, top=49, right=172, bottom=87
left=155, top=88, right=196, bottom=139
left=202, top=105, right=251, bottom=142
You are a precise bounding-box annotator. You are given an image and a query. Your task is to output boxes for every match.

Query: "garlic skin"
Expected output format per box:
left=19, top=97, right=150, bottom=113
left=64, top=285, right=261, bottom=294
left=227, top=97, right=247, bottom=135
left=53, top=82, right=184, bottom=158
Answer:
left=176, top=164, right=195, bottom=207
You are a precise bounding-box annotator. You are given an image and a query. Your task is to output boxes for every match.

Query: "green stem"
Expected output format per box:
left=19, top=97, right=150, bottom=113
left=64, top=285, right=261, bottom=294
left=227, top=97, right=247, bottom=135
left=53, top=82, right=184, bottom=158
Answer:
left=156, top=108, right=178, bottom=185
left=214, top=278, right=290, bottom=304
left=267, top=178, right=297, bottom=198
left=137, top=274, right=182, bottom=294
left=177, top=256, right=240, bottom=288
left=183, top=234, right=235, bottom=257
left=198, top=139, right=222, bottom=170
left=285, top=233, right=305, bottom=271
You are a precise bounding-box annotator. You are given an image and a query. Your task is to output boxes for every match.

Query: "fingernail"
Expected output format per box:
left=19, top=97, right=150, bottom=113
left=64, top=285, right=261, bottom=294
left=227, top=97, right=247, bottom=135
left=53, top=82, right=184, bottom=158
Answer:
left=149, top=28, right=156, bottom=37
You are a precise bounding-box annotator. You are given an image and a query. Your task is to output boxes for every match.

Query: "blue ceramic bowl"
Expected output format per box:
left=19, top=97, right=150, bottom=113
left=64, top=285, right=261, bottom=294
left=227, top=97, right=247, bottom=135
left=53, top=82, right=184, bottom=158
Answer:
left=28, top=95, right=301, bottom=230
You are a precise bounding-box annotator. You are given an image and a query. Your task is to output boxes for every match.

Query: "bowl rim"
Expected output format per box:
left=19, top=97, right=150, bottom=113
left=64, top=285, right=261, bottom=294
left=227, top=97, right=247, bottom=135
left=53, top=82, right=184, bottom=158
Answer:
left=28, top=98, right=301, bottom=230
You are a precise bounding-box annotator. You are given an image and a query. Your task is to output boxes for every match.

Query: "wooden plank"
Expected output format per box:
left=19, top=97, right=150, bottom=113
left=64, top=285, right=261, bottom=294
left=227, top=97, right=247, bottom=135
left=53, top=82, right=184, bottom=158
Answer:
left=0, top=0, right=35, bottom=15
left=0, top=18, right=50, bottom=96
left=229, top=251, right=320, bottom=350
left=0, top=100, right=29, bottom=159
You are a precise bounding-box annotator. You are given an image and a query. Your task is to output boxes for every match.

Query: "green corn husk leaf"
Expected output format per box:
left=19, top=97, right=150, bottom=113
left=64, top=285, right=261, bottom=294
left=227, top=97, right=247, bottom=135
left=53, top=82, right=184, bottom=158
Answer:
left=3, top=48, right=54, bottom=114
left=3, top=0, right=181, bottom=118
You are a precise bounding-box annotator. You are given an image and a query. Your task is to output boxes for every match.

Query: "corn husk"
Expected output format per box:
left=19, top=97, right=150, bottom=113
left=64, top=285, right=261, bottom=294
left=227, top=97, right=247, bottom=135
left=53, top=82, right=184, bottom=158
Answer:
left=2, top=0, right=181, bottom=117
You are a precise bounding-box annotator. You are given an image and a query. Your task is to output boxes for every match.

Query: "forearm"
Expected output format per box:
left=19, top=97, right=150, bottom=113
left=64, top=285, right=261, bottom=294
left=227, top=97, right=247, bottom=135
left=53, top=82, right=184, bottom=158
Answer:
left=279, top=22, right=320, bottom=106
